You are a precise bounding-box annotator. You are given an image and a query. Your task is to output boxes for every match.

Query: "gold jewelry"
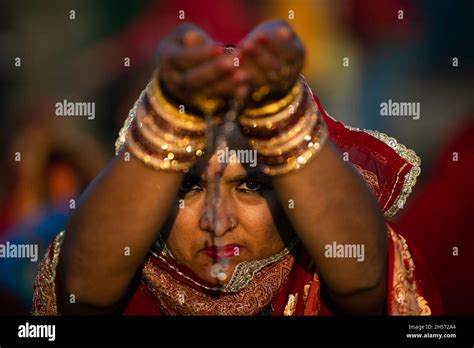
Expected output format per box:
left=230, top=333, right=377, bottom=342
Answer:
left=126, top=130, right=197, bottom=173
left=137, top=121, right=202, bottom=156
left=243, top=80, right=302, bottom=118
left=249, top=109, right=316, bottom=153
left=255, top=111, right=318, bottom=156
left=261, top=122, right=328, bottom=176
left=115, top=73, right=208, bottom=172
left=147, top=80, right=206, bottom=132
left=137, top=110, right=204, bottom=146
left=243, top=81, right=328, bottom=176
left=257, top=116, right=326, bottom=164
left=239, top=84, right=304, bottom=129
left=251, top=84, right=271, bottom=102
left=136, top=111, right=205, bottom=154
left=192, top=94, right=225, bottom=115
left=126, top=114, right=205, bottom=172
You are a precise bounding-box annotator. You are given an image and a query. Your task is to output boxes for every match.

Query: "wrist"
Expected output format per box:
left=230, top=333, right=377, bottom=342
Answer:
left=247, top=77, right=298, bottom=109
left=115, top=75, right=208, bottom=173
left=239, top=78, right=328, bottom=176
left=159, top=73, right=226, bottom=116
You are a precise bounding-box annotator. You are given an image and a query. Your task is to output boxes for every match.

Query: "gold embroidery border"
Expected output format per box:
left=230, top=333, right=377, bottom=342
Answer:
left=32, top=231, right=64, bottom=315
left=388, top=227, right=432, bottom=315
left=115, top=91, right=142, bottom=155
left=143, top=253, right=294, bottom=315
left=150, top=237, right=299, bottom=293
left=325, top=114, right=421, bottom=218
left=284, top=293, right=298, bottom=316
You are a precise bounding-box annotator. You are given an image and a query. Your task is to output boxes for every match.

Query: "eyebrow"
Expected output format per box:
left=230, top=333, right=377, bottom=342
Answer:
left=225, top=168, right=271, bottom=183
left=223, top=173, right=249, bottom=184
left=185, top=170, right=268, bottom=185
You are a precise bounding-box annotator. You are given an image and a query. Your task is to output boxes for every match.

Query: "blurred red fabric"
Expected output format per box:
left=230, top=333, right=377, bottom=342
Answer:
left=397, top=116, right=474, bottom=315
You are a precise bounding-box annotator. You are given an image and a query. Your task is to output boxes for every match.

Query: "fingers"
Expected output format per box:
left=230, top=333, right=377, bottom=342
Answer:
left=160, top=44, right=223, bottom=71
left=234, top=38, right=289, bottom=98
left=182, top=30, right=207, bottom=47
left=232, top=20, right=305, bottom=98
left=245, top=20, right=304, bottom=66
left=158, top=20, right=305, bottom=107
left=159, top=23, right=218, bottom=70
left=181, top=54, right=235, bottom=89
left=239, top=40, right=282, bottom=83
left=211, top=73, right=240, bottom=98
left=234, top=56, right=267, bottom=90
left=171, top=23, right=213, bottom=46
left=265, top=24, right=295, bottom=59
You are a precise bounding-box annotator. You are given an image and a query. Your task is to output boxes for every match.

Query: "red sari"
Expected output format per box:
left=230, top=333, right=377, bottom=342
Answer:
left=32, top=95, right=443, bottom=316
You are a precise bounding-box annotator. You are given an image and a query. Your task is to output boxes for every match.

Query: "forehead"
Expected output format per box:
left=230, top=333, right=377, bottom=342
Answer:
left=187, top=124, right=265, bottom=181
left=189, top=151, right=262, bottom=180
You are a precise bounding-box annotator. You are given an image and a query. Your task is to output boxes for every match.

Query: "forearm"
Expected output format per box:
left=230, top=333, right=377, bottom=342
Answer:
left=58, top=96, right=191, bottom=315
left=60, top=150, right=183, bottom=311
left=273, top=140, right=388, bottom=312
left=58, top=52, right=214, bottom=312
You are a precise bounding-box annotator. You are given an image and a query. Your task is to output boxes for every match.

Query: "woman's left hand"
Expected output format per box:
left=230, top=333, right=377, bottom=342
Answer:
left=232, top=20, right=305, bottom=102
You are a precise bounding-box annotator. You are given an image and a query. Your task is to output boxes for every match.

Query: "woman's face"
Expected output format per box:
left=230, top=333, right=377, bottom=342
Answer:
left=164, top=143, right=294, bottom=286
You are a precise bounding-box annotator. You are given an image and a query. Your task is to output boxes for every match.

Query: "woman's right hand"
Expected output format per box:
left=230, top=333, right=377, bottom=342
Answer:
left=158, top=24, right=242, bottom=112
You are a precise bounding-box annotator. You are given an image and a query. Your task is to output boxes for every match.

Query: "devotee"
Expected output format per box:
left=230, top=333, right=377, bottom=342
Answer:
left=33, top=20, right=441, bottom=316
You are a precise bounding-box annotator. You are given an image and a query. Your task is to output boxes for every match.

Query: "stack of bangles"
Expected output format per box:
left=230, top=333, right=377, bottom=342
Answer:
left=240, top=77, right=328, bottom=176
left=115, top=74, right=328, bottom=176
left=114, top=73, right=210, bottom=173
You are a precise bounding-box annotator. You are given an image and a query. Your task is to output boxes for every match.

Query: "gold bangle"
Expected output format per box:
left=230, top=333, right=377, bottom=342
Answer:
left=148, top=79, right=202, bottom=123
left=257, top=117, right=326, bottom=165
left=131, top=121, right=203, bottom=162
left=239, top=84, right=304, bottom=129
left=254, top=112, right=318, bottom=156
left=136, top=111, right=205, bottom=155
left=137, top=120, right=203, bottom=156
left=192, top=93, right=225, bottom=115
left=137, top=109, right=204, bottom=146
left=126, top=131, right=196, bottom=173
left=243, top=79, right=329, bottom=176
left=251, top=84, right=271, bottom=102
left=243, top=80, right=302, bottom=118
left=147, top=80, right=206, bottom=132
left=127, top=116, right=205, bottom=173
left=246, top=92, right=318, bottom=154
left=239, top=85, right=303, bottom=129
left=248, top=108, right=314, bottom=151
left=115, top=86, right=206, bottom=173
left=152, top=69, right=224, bottom=116
left=260, top=122, right=328, bottom=176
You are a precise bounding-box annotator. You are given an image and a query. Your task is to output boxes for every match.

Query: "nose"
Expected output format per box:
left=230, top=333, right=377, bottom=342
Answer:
left=199, top=194, right=238, bottom=238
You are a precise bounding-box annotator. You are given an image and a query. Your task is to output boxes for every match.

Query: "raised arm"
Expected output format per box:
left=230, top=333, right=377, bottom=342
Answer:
left=273, top=142, right=388, bottom=314
left=58, top=24, right=241, bottom=314
left=234, top=20, right=388, bottom=314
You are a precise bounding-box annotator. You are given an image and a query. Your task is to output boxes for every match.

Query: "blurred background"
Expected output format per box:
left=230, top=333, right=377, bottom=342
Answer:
left=0, top=0, right=472, bottom=315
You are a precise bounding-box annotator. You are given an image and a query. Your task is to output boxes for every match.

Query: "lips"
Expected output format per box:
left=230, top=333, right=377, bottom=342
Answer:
left=201, top=244, right=242, bottom=259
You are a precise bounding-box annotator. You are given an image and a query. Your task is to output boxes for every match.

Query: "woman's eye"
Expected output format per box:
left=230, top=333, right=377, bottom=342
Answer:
left=180, top=180, right=202, bottom=192
left=237, top=180, right=264, bottom=192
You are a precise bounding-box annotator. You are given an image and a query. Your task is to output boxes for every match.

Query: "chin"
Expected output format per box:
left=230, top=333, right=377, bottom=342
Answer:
left=192, top=257, right=242, bottom=285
